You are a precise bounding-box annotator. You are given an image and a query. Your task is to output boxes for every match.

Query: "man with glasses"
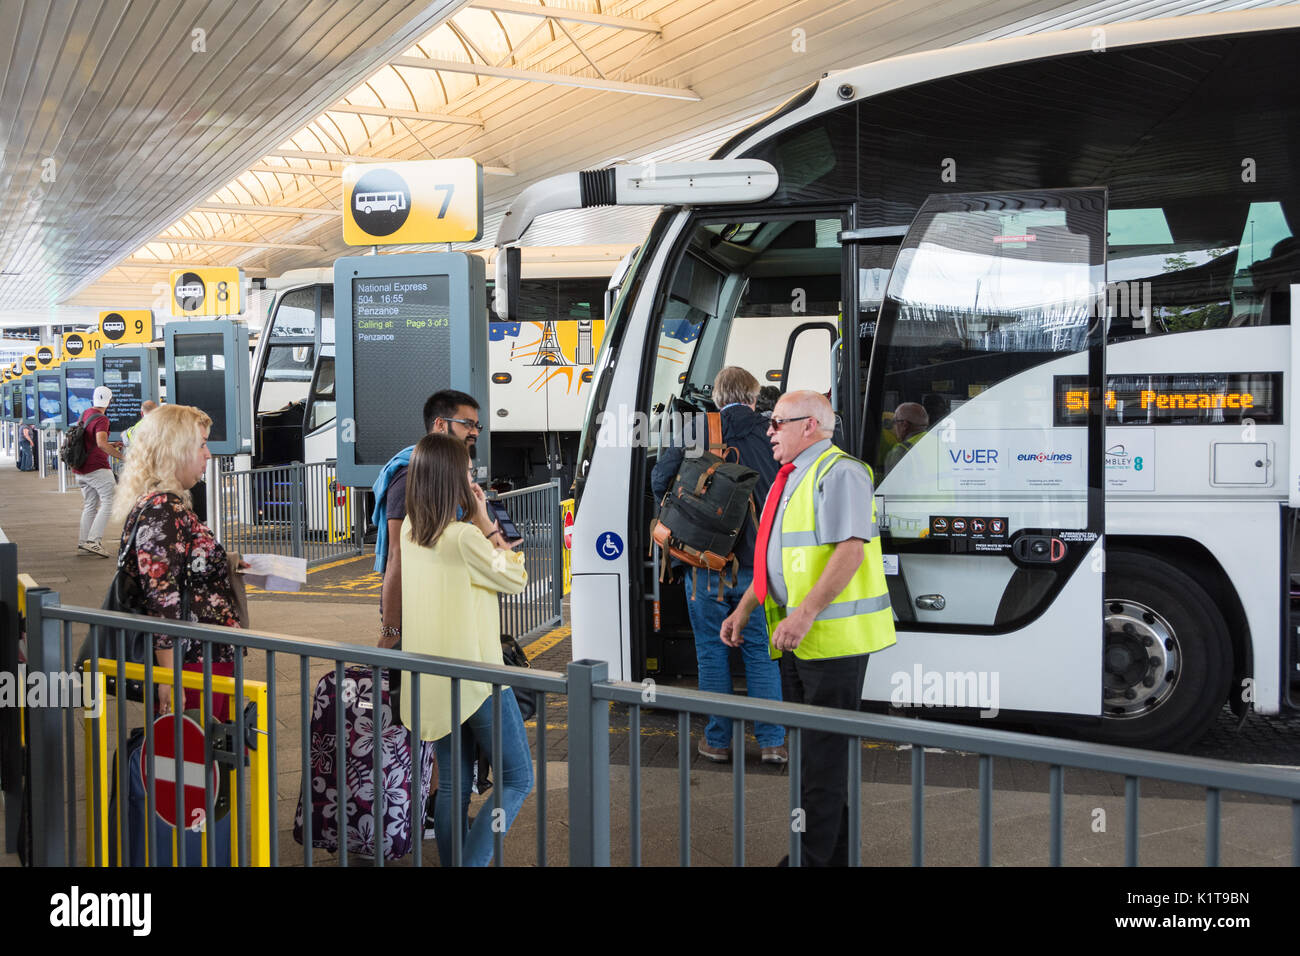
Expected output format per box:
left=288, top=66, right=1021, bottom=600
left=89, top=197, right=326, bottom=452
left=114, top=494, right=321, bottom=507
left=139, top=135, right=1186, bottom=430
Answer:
left=720, top=390, right=896, bottom=866
left=375, top=389, right=483, bottom=647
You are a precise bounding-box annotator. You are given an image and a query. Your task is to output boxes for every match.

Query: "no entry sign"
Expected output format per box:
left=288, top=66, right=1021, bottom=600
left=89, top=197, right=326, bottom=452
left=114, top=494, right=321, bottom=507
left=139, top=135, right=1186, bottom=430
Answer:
left=144, top=713, right=217, bottom=829
left=563, top=510, right=574, bottom=550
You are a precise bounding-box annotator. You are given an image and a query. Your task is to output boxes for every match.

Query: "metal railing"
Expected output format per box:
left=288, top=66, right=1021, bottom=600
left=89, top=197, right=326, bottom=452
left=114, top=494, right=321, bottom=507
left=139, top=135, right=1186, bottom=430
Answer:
left=12, top=588, right=1300, bottom=866
left=210, top=459, right=362, bottom=568
left=494, top=480, right=563, bottom=644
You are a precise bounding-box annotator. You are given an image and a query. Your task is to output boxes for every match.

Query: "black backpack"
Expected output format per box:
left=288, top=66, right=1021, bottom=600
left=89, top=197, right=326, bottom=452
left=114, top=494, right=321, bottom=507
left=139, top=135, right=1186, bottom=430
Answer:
left=651, top=413, right=759, bottom=591
left=59, top=410, right=104, bottom=470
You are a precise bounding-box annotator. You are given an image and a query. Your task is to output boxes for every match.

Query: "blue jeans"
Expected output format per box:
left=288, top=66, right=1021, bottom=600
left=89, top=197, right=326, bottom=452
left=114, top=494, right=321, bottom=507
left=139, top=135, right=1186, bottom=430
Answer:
left=683, top=565, right=785, bottom=749
left=433, top=687, right=534, bottom=866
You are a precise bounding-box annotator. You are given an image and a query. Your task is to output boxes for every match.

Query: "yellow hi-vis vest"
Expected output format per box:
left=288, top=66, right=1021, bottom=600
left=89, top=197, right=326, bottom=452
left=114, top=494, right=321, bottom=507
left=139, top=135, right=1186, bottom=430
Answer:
left=764, top=446, right=897, bottom=660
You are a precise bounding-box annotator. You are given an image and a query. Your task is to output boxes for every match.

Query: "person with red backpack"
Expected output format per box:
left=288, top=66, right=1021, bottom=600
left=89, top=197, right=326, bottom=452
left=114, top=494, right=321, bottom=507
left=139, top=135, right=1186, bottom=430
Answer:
left=72, top=386, right=123, bottom=556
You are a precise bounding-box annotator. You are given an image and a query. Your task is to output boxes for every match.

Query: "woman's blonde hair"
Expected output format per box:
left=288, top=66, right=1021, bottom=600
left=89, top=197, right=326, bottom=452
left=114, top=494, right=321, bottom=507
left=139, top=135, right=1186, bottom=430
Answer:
left=113, top=404, right=212, bottom=518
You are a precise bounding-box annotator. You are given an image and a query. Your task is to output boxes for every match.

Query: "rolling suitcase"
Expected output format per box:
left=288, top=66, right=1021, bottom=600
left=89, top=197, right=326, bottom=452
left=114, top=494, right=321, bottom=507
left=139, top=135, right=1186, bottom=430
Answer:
left=293, top=667, right=435, bottom=860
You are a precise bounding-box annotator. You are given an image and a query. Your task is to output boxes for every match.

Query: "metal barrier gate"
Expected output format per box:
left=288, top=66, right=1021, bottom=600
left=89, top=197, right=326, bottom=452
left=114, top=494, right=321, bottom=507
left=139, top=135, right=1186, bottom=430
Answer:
left=494, top=480, right=563, bottom=644
left=210, top=459, right=362, bottom=568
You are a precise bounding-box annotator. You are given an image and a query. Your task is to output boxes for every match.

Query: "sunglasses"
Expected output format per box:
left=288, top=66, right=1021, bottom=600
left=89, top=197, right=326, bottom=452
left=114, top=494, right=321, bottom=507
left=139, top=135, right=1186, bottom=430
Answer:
left=767, top=415, right=812, bottom=431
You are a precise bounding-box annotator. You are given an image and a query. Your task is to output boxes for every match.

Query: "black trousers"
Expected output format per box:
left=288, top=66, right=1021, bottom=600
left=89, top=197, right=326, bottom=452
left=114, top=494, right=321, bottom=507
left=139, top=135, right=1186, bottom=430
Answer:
left=779, top=652, right=870, bottom=867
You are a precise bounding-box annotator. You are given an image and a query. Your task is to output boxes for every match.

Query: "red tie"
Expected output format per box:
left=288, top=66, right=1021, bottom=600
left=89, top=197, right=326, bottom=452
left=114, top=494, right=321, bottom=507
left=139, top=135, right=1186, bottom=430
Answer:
left=753, top=463, right=795, bottom=604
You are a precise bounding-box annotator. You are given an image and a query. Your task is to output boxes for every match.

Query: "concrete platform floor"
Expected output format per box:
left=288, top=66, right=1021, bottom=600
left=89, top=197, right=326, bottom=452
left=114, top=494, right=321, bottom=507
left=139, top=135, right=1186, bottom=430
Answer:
left=1, top=452, right=1295, bottom=867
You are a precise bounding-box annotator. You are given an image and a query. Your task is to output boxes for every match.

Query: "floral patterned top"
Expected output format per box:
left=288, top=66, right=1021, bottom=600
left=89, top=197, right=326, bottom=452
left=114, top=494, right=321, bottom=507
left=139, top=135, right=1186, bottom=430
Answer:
left=120, top=491, right=243, bottom=662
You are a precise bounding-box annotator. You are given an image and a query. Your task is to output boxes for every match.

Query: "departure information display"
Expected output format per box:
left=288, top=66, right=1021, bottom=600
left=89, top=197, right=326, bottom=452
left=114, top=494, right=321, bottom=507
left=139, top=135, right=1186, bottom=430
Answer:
left=1054, top=373, right=1283, bottom=426
left=335, top=252, right=487, bottom=487
left=22, top=380, right=36, bottom=422
left=100, top=353, right=145, bottom=434
left=172, top=332, right=229, bottom=443
left=36, top=371, right=61, bottom=425
left=63, top=364, right=96, bottom=427
left=351, top=274, right=451, bottom=465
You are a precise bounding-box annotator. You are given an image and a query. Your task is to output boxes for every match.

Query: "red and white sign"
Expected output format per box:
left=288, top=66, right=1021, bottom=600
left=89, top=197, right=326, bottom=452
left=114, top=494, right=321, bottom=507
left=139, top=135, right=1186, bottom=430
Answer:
left=143, top=713, right=217, bottom=829
left=563, top=511, right=574, bottom=550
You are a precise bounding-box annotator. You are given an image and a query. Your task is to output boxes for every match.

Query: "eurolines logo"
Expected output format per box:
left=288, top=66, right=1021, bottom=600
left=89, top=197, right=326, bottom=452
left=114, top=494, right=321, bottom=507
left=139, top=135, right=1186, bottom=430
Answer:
left=1016, top=451, right=1073, bottom=463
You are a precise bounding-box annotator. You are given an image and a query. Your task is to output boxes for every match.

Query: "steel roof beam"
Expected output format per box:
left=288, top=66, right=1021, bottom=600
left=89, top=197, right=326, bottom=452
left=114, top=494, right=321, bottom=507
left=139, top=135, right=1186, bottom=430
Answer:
left=326, top=104, right=483, bottom=127
left=466, top=0, right=661, bottom=34
left=194, top=202, right=341, bottom=216
left=389, top=56, right=700, bottom=100
left=252, top=159, right=516, bottom=175
left=152, top=237, right=323, bottom=250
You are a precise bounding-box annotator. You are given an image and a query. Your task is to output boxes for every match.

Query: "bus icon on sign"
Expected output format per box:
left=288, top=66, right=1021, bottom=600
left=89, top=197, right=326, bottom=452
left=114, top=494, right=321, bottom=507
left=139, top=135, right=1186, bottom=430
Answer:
left=355, top=192, right=406, bottom=215
left=175, top=283, right=203, bottom=299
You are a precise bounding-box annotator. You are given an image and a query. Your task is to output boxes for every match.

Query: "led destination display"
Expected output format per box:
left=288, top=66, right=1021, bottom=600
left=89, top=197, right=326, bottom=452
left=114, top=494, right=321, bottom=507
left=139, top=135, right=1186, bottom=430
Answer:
left=1054, top=373, right=1283, bottom=426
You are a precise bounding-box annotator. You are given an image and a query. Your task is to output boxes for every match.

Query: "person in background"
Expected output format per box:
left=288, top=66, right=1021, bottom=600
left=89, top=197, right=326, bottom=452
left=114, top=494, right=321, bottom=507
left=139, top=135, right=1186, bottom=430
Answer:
left=720, top=390, right=896, bottom=866
left=651, top=367, right=786, bottom=764
left=74, top=385, right=124, bottom=557
left=883, top=402, right=929, bottom=474
left=399, top=433, right=530, bottom=866
left=121, top=399, right=158, bottom=452
left=755, top=385, right=781, bottom=417
left=373, top=389, right=483, bottom=649
left=111, top=404, right=246, bottom=717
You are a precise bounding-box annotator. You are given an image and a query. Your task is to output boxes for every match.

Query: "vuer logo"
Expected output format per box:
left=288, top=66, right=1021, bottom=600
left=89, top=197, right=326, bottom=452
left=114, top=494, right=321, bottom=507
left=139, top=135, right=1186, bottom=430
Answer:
left=102, top=313, right=127, bottom=340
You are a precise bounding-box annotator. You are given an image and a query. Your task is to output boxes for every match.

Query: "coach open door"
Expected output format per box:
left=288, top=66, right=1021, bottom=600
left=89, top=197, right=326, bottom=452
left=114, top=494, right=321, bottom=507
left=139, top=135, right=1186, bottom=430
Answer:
left=860, top=189, right=1107, bottom=718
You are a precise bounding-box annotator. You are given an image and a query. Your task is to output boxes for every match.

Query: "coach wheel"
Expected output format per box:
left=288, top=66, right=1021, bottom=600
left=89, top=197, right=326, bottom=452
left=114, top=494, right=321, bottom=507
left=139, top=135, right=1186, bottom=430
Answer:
left=1093, top=551, right=1232, bottom=750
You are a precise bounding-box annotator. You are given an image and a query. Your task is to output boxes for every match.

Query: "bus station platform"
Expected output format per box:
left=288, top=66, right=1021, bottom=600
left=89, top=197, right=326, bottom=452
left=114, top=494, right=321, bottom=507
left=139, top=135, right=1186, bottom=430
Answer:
left=2, top=457, right=1295, bottom=868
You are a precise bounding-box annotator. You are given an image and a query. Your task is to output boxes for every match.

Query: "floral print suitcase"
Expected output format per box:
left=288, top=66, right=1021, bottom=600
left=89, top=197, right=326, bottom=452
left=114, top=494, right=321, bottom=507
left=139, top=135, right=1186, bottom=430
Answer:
left=293, top=667, right=435, bottom=860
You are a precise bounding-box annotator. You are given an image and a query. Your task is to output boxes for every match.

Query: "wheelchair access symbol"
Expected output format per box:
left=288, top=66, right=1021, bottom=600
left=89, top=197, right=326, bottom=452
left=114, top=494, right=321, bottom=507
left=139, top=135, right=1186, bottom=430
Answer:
left=597, top=532, right=624, bottom=561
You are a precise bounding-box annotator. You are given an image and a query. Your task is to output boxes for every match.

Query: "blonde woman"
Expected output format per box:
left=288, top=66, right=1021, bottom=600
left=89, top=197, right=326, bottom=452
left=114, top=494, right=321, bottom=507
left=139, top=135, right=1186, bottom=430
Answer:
left=400, top=433, right=530, bottom=866
left=112, top=404, right=244, bottom=716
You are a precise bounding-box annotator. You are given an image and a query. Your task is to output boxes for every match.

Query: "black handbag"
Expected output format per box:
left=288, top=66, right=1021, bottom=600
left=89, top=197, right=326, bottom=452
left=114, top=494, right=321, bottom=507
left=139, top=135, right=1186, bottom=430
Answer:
left=77, top=502, right=190, bottom=702
left=500, top=634, right=538, bottom=721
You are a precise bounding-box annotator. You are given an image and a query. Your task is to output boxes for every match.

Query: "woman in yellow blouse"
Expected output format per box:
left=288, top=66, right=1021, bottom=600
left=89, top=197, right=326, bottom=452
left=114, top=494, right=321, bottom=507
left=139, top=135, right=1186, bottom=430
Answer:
left=399, top=433, right=530, bottom=866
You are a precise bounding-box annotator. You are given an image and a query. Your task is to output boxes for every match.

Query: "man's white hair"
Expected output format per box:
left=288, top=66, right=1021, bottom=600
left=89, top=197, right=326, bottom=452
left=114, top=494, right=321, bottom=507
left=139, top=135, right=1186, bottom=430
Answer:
left=781, top=390, right=835, bottom=434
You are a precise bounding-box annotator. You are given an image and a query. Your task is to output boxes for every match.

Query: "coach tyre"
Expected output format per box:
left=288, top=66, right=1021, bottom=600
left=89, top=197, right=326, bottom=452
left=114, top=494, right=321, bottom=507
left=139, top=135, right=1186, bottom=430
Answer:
left=1096, top=551, right=1232, bottom=750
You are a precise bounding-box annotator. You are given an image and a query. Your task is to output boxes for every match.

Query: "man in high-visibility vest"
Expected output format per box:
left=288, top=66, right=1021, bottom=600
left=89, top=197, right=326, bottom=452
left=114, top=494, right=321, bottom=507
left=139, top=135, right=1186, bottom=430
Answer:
left=121, top=399, right=158, bottom=451
left=721, top=389, right=896, bottom=866
left=883, top=401, right=928, bottom=474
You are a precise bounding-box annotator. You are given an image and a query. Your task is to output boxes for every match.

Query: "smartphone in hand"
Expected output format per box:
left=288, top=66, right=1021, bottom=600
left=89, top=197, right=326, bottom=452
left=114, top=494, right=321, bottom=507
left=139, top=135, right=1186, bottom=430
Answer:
left=486, top=500, right=523, bottom=544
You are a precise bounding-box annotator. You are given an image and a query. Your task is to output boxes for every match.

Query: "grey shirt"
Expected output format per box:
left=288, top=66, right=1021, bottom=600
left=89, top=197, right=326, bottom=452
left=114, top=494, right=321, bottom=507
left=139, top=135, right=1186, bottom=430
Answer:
left=764, top=439, right=877, bottom=607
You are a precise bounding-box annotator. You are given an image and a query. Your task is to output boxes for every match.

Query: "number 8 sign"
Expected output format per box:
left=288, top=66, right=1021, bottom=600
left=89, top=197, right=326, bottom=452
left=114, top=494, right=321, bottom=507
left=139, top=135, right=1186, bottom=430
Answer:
left=168, top=267, right=243, bottom=317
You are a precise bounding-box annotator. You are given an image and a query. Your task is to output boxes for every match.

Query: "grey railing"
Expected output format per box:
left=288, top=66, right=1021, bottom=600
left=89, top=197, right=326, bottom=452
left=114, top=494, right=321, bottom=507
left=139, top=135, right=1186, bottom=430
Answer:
left=493, top=480, right=563, bottom=644
left=211, top=459, right=362, bottom=568
left=14, top=599, right=1300, bottom=866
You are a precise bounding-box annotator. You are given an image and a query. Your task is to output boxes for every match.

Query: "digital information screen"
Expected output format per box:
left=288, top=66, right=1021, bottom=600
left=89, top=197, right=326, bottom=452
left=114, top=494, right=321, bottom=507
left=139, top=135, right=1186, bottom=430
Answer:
left=353, top=275, right=450, bottom=465
left=1054, top=373, right=1284, bottom=426
left=165, top=322, right=251, bottom=455
left=62, top=363, right=97, bottom=428
left=2, top=385, right=11, bottom=420
left=97, top=347, right=159, bottom=439
left=336, top=253, right=487, bottom=487
left=22, top=380, right=36, bottom=423
left=36, top=371, right=62, bottom=425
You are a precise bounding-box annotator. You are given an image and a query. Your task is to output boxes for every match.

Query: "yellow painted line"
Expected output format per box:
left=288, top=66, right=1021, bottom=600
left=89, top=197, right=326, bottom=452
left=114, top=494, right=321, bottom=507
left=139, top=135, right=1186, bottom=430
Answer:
left=245, top=588, right=373, bottom=599
left=308, top=553, right=373, bottom=575
left=523, top=624, right=569, bottom=661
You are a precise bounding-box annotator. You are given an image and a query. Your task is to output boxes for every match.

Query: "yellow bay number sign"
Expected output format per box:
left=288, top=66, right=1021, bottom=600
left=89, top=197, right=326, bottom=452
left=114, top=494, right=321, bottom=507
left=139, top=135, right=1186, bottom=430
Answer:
left=62, top=330, right=101, bottom=361
left=99, top=310, right=154, bottom=344
left=343, top=158, right=483, bottom=245
left=169, top=267, right=242, bottom=317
